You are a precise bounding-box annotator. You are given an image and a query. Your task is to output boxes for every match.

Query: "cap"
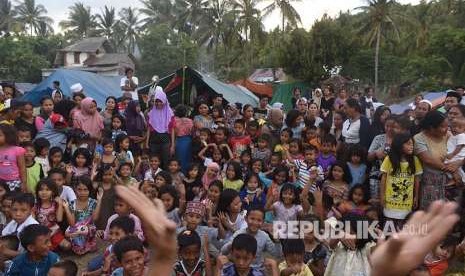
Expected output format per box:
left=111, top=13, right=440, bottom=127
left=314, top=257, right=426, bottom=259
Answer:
left=419, top=99, right=433, bottom=109
left=272, top=102, right=284, bottom=109
left=186, top=201, right=205, bottom=216
left=70, top=83, right=83, bottom=93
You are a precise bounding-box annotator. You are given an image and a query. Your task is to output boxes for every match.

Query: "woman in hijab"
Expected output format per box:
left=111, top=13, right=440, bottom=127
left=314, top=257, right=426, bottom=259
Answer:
left=72, top=97, right=104, bottom=144
left=51, top=90, right=63, bottom=104
left=146, top=87, right=174, bottom=168
left=125, top=100, right=146, bottom=156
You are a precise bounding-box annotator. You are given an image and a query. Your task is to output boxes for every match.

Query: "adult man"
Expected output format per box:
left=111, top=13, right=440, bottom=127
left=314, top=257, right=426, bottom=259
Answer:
left=253, top=96, right=270, bottom=120
left=120, top=68, right=139, bottom=100
left=438, top=91, right=462, bottom=113
left=455, top=85, right=465, bottom=105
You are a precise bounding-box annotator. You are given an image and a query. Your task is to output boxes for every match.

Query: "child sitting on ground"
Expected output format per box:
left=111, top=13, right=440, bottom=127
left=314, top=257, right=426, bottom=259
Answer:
left=424, top=235, right=458, bottom=276
left=5, top=224, right=59, bottom=275
left=173, top=230, right=211, bottom=276
left=48, top=260, right=78, bottom=276
left=279, top=239, right=314, bottom=276
left=111, top=236, right=148, bottom=276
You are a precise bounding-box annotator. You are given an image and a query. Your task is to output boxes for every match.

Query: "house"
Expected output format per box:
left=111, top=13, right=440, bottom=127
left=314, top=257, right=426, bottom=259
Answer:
left=42, top=37, right=135, bottom=78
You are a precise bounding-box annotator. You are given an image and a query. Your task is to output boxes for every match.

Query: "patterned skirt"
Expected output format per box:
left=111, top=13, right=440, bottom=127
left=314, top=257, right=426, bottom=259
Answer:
left=420, top=168, right=447, bottom=210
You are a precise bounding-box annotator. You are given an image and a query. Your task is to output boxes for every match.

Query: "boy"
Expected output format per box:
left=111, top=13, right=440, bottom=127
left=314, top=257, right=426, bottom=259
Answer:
left=167, top=159, right=185, bottom=186
left=1, top=193, right=38, bottom=258
left=33, top=138, right=51, bottom=176
left=173, top=230, right=211, bottom=276
left=111, top=236, right=147, bottom=276
left=279, top=239, right=314, bottom=276
left=291, top=145, right=324, bottom=189
left=48, top=168, right=77, bottom=203
left=229, top=119, right=252, bottom=160
left=251, top=134, right=272, bottom=166
left=104, top=197, right=144, bottom=242
left=21, top=142, right=45, bottom=193
left=0, top=99, right=24, bottom=125
left=1, top=192, right=15, bottom=226
left=144, top=155, right=162, bottom=183
left=5, top=224, right=59, bottom=276
left=316, top=135, right=337, bottom=176
left=48, top=260, right=78, bottom=276
left=16, top=127, right=32, bottom=143
left=220, top=206, right=281, bottom=271
left=217, top=234, right=264, bottom=276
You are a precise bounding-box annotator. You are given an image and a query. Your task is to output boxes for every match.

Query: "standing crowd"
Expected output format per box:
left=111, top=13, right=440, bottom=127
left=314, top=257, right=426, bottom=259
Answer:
left=0, top=74, right=464, bottom=276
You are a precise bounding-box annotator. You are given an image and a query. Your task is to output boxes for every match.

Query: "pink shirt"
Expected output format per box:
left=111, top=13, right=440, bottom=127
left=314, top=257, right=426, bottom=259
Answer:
left=104, top=213, right=144, bottom=241
left=174, top=117, right=193, bottom=137
left=0, top=146, right=25, bottom=181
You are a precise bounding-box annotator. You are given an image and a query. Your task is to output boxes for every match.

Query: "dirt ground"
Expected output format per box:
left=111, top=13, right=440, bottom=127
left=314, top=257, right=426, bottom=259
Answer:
left=59, top=239, right=108, bottom=275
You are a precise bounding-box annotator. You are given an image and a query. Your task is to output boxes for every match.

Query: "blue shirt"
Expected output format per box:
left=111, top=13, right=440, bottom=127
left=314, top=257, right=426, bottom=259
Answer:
left=5, top=251, right=59, bottom=276
left=221, top=263, right=264, bottom=276
left=347, top=162, right=367, bottom=188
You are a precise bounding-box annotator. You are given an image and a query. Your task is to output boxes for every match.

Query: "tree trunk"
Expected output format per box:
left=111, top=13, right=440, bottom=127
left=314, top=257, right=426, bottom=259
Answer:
left=282, top=12, right=285, bottom=32
left=374, top=29, right=381, bottom=94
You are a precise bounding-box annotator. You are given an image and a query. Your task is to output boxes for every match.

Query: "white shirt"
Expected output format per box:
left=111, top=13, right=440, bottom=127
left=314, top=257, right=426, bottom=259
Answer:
left=342, top=118, right=361, bottom=144
left=60, top=185, right=77, bottom=203
left=120, top=76, right=139, bottom=100
left=2, top=215, right=39, bottom=252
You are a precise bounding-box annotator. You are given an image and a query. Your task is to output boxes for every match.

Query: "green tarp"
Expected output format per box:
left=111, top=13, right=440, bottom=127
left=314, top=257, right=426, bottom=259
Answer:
left=270, top=81, right=311, bottom=111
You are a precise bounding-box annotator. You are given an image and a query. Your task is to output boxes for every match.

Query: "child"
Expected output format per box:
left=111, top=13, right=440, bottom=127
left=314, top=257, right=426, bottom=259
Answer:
left=239, top=174, right=266, bottom=209
left=192, top=128, right=211, bottom=164
left=48, top=168, right=77, bottom=204
left=184, top=163, right=203, bottom=202
left=34, top=179, right=70, bottom=251
left=279, top=239, right=314, bottom=276
left=48, top=147, right=65, bottom=171
left=1, top=193, right=38, bottom=258
left=316, top=135, right=337, bottom=176
left=104, top=197, right=144, bottom=242
left=97, top=138, right=118, bottom=168
left=285, top=139, right=304, bottom=162
left=251, top=134, right=272, bottom=165
left=445, top=118, right=465, bottom=184
left=5, top=224, right=59, bottom=275
left=144, top=154, right=162, bottom=182
left=424, top=236, right=458, bottom=276
left=1, top=192, right=14, bottom=227
left=167, top=158, right=185, bottom=186
left=115, top=134, right=134, bottom=166
left=109, top=114, right=127, bottom=143
left=133, top=150, right=150, bottom=182
left=159, top=185, right=186, bottom=227
left=321, top=161, right=351, bottom=205
left=274, top=128, right=292, bottom=154
left=216, top=233, right=264, bottom=276
left=33, top=137, right=50, bottom=176
left=111, top=236, right=148, bottom=276
left=35, top=96, right=54, bottom=132
left=0, top=181, right=9, bottom=229
left=380, top=133, right=422, bottom=224
left=229, top=119, right=252, bottom=160
left=223, top=161, right=244, bottom=191
left=291, top=145, right=324, bottom=189
left=118, top=162, right=139, bottom=188
left=139, top=180, right=157, bottom=202
left=240, top=150, right=252, bottom=180
left=154, top=171, right=172, bottom=189
left=301, top=215, right=328, bottom=276
left=49, top=260, right=78, bottom=276
left=0, top=124, right=27, bottom=192
left=21, top=141, right=44, bottom=193
left=265, top=184, right=306, bottom=224
left=221, top=206, right=280, bottom=271
left=336, top=184, right=370, bottom=217
left=65, top=176, right=103, bottom=255
left=303, top=125, right=320, bottom=150
left=93, top=164, right=117, bottom=230
left=201, top=162, right=220, bottom=190
left=66, top=148, right=92, bottom=184
left=217, top=189, right=247, bottom=241
left=173, top=230, right=211, bottom=276
left=346, top=145, right=368, bottom=188
left=16, top=126, right=32, bottom=143
left=203, top=180, right=223, bottom=222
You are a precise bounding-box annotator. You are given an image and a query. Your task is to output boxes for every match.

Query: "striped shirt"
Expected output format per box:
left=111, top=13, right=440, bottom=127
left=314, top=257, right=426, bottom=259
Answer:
left=294, top=160, right=324, bottom=188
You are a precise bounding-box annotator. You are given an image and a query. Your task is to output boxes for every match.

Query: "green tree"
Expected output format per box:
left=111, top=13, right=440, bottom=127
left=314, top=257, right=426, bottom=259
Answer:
left=231, top=0, right=263, bottom=42
left=96, top=5, right=117, bottom=38
left=262, top=0, right=302, bottom=31
left=59, top=2, right=97, bottom=39
left=357, top=0, right=400, bottom=92
left=0, top=0, right=17, bottom=36
left=139, top=0, right=174, bottom=27
left=119, top=7, right=142, bottom=54
left=15, top=0, right=53, bottom=36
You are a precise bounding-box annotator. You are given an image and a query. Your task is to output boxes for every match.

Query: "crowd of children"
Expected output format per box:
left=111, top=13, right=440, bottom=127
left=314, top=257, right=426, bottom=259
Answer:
left=0, top=84, right=465, bottom=276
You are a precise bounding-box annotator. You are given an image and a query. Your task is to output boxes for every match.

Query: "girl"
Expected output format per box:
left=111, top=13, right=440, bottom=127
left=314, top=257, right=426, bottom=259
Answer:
left=239, top=150, right=252, bottom=181
left=72, top=97, right=104, bottom=144
left=193, top=102, right=213, bottom=132
left=93, top=164, right=117, bottom=231
left=159, top=185, right=186, bottom=227
left=203, top=180, right=223, bottom=223
left=172, top=105, right=193, bottom=174
left=100, top=96, right=118, bottom=129
left=139, top=180, right=158, bottom=202
left=117, top=162, right=139, bottom=188
left=154, top=170, right=172, bottom=189
left=33, top=137, right=50, bottom=176
left=321, top=161, right=351, bottom=205
left=109, top=114, right=127, bottom=142
left=193, top=128, right=211, bottom=164
left=35, top=96, right=54, bottom=132
left=380, top=133, right=422, bottom=224
left=48, top=147, right=65, bottom=171
left=96, top=138, right=117, bottom=168
left=15, top=101, right=37, bottom=138
left=124, top=100, right=146, bottom=157
left=239, top=174, right=266, bottom=209
left=265, top=183, right=306, bottom=222
left=0, top=124, right=27, bottom=192
left=201, top=162, right=220, bottom=190
left=35, top=178, right=70, bottom=251
left=336, top=184, right=370, bottom=217
left=64, top=176, right=103, bottom=255
left=115, top=134, right=134, bottom=165
left=66, top=148, right=92, bottom=184
left=274, top=128, right=292, bottom=154
left=223, top=161, right=244, bottom=191
left=346, top=145, right=368, bottom=188
left=285, top=138, right=304, bottom=163
left=183, top=163, right=203, bottom=202
left=211, top=106, right=225, bottom=129
left=217, top=189, right=247, bottom=240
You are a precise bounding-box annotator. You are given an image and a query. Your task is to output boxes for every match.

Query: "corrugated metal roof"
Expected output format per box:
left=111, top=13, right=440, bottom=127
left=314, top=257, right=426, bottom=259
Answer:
left=84, top=53, right=134, bottom=67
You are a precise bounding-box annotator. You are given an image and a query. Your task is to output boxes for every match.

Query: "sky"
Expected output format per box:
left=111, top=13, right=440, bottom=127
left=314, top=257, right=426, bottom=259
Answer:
left=37, top=0, right=421, bottom=32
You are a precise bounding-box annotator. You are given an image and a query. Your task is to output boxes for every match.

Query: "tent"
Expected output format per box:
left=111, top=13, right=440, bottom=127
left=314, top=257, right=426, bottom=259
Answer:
left=139, top=67, right=259, bottom=107
left=270, top=81, right=311, bottom=111
left=388, top=91, right=446, bottom=114
left=21, top=69, right=122, bottom=107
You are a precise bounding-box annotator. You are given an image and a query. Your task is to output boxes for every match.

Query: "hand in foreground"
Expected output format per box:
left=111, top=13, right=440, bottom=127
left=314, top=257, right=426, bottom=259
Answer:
left=370, top=201, right=459, bottom=276
left=115, top=185, right=177, bottom=271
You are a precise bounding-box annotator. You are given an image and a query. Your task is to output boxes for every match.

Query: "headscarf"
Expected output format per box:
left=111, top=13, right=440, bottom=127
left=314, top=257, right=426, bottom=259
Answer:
left=73, top=97, right=103, bottom=137
left=148, top=87, right=173, bottom=133
left=125, top=100, right=146, bottom=135
left=51, top=90, right=62, bottom=101
left=202, top=162, right=220, bottom=190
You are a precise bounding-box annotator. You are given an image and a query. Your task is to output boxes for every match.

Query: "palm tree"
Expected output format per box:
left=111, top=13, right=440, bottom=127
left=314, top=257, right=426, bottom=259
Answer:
left=196, top=0, right=230, bottom=50
left=357, top=0, right=400, bottom=92
left=231, top=0, right=263, bottom=42
left=14, top=0, right=53, bottom=36
left=96, top=5, right=117, bottom=38
left=119, top=7, right=142, bottom=54
left=139, top=0, right=174, bottom=27
left=411, top=0, right=433, bottom=49
left=175, top=0, right=208, bottom=35
left=262, top=0, right=302, bottom=31
left=59, top=2, right=97, bottom=39
left=0, top=0, right=16, bottom=36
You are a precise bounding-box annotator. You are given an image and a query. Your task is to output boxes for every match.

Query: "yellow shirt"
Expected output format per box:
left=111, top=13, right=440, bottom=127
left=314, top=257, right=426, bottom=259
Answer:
left=222, top=178, right=244, bottom=191
left=278, top=262, right=314, bottom=276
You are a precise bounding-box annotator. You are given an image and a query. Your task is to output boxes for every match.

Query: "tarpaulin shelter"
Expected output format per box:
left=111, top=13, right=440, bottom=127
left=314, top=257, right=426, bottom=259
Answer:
left=388, top=91, right=446, bottom=114
left=21, top=69, right=121, bottom=107
left=233, top=79, right=274, bottom=98
left=270, top=81, right=311, bottom=111
left=139, top=67, right=259, bottom=107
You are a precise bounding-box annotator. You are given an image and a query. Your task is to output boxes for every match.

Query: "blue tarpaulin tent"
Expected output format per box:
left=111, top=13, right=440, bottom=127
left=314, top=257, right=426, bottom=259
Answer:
left=21, top=69, right=121, bottom=107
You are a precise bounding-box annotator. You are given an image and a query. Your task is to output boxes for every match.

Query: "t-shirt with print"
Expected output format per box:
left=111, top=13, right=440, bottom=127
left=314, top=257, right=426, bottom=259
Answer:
left=229, top=135, right=252, bottom=159
left=0, top=146, right=25, bottom=181
left=35, top=202, right=59, bottom=229
left=272, top=201, right=303, bottom=222
left=380, top=156, right=423, bottom=219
